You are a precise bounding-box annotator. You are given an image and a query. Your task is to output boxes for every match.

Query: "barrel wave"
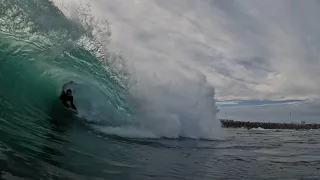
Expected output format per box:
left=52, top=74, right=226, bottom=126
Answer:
left=0, top=0, right=221, bottom=149
left=2, top=1, right=319, bottom=180
left=0, top=0, right=132, bottom=145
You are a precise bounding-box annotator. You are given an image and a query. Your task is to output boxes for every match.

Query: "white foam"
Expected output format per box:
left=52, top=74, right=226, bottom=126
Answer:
left=93, top=125, right=159, bottom=139
left=125, top=65, right=224, bottom=140
left=251, top=127, right=266, bottom=131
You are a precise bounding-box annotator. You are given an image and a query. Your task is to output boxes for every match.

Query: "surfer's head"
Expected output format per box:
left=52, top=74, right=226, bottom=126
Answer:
left=66, top=89, right=72, bottom=96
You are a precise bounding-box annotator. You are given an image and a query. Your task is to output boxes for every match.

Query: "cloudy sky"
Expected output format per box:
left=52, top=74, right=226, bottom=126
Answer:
left=53, top=0, right=320, bottom=123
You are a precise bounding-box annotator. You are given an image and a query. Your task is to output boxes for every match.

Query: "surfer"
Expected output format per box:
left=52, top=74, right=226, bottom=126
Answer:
left=60, top=81, right=77, bottom=111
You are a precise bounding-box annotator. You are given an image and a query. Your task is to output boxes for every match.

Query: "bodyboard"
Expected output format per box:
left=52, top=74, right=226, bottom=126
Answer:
left=64, top=107, right=78, bottom=114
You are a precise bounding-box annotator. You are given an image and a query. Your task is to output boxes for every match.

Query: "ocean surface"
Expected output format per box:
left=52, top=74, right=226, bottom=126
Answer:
left=1, top=0, right=320, bottom=180
left=1, top=127, right=320, bottom=180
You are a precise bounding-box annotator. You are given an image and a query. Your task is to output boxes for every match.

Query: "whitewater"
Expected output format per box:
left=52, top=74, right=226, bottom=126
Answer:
left=0, top=0, right=319, bottom=179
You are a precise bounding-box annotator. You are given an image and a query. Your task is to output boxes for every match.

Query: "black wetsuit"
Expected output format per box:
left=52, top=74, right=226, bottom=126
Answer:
left=59, top=91, right=77, bottom=110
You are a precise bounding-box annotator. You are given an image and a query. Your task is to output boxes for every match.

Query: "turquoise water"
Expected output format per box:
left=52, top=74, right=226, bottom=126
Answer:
left=1, top=0, right=320, bottom=179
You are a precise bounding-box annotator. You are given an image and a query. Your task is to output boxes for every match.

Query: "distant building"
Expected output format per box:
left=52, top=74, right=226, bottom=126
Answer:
left=300, top=121, right=306, bottom=125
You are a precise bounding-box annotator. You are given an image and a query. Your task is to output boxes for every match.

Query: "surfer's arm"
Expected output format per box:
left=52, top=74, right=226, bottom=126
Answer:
left=71, top=103, right=77, bottom=110
left=70, top=97, right=77, bottom=110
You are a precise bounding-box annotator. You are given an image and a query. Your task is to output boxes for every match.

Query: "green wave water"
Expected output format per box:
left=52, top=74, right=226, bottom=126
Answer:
left=0, top=0, right=133, bottom=161
left=0, top=0, right=132, bottom=126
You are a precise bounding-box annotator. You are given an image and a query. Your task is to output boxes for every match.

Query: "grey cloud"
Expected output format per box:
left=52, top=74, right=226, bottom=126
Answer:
left=236, top=57, right=270, bottom=71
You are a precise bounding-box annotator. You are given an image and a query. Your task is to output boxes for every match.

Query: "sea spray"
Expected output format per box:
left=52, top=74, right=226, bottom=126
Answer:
left=126, top=63, right=222, bottom=139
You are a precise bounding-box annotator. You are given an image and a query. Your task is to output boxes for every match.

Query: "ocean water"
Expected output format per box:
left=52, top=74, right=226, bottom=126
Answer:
left=1, top=0, right=320, bottom=180
left=1, top=127, right=320, bottom=180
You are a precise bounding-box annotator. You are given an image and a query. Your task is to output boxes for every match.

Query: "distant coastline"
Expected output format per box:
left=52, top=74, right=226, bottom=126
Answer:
left=220, top=119, right=320, bottom=130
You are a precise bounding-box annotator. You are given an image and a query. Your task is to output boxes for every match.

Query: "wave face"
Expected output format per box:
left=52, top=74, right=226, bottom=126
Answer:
left=0, top=0, right=222, bottom=141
